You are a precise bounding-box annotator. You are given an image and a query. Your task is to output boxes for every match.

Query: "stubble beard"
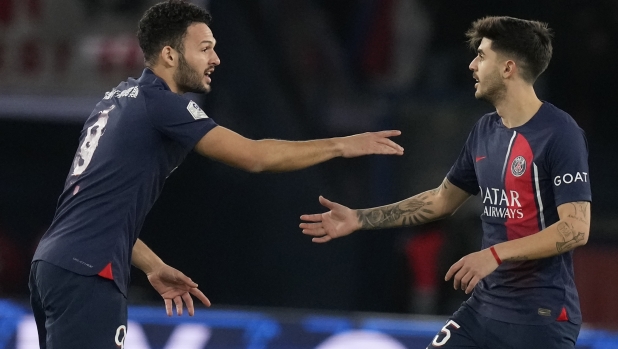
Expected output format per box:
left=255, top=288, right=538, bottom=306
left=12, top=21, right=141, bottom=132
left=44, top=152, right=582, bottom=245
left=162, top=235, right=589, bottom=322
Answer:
left=476, top=70, right=506, bottom=106
left=174, top=52, right=210, bottom=94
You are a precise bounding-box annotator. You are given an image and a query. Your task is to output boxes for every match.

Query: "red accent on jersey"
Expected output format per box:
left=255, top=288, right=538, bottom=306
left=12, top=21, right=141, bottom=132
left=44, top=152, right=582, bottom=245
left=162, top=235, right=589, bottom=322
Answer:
left=98, top=262, right=114, bottom=280
left=475, top=156, right=487, bottom=162
left=556, top=307, right=569, bottom=321
left=504, top=134, right=539, bottom=240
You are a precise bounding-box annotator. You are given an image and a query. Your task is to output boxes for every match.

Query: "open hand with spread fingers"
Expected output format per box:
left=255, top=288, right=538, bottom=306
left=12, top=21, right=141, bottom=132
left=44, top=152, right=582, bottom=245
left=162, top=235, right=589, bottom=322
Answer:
left=300, top=196, right=361, bottom=243
left=147, top=264, right=211, bottom=316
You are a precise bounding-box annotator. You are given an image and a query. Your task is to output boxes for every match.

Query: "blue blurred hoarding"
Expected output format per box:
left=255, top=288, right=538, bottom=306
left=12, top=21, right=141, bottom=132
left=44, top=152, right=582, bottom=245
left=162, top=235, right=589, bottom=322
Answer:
left=1, top=300, right=617, bottom=349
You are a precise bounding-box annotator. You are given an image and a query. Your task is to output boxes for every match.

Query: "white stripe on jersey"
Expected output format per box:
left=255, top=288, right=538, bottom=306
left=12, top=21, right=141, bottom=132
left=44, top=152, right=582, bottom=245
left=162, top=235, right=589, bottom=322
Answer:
left=501, top=131, right=517, bottom=179
left=533, top=163, right=546, bottom=230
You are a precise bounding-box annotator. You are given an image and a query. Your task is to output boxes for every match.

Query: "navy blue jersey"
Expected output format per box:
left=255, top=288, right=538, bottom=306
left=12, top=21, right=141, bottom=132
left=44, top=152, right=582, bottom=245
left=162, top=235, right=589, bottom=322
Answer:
left=33, top=69, right=217, bottom=295
left=447, top=102, right=591, bottom=325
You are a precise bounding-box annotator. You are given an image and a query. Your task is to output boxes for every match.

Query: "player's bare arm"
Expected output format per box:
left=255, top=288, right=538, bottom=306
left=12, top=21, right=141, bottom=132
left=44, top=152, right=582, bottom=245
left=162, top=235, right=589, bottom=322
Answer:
left=132, top=239, right=211, bottom=316
left=299, top=178, right=470, bottom=243
left=556, top=201, right=590, bottom=252
left=194, top=126, right=403, bottom=173
left=491, top=201, right=590, bottom=260
left=356, top=178, right=470, bottom=229
left=446, top=201, right=591, bottom=294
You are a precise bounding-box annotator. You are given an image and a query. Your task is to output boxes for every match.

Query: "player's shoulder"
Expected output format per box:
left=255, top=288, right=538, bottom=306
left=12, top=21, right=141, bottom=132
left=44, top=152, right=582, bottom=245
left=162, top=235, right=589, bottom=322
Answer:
left=135, top=69, right=195, bottom=112
left=478, top=110, right=499, bottom=124
left=469, top=110, right=500, bottom=135
left=539, top=103, right=588, bottom=152
left=539, top=102, right=582, bottom=133
left=137, top=70, right=178, bottom=100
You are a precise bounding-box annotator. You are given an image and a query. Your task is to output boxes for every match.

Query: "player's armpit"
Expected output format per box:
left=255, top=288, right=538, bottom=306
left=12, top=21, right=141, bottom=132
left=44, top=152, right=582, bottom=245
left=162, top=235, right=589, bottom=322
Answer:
left=555, top=201, right=590, bottom=253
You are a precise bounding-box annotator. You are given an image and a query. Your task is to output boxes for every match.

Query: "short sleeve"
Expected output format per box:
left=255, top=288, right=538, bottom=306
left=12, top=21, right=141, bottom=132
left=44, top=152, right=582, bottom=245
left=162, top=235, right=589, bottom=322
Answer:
left=447, top=130, right=480, bottom=195
left=145, top=90, right=218, bottom=151
left=548, top=126, right=591, bottom=205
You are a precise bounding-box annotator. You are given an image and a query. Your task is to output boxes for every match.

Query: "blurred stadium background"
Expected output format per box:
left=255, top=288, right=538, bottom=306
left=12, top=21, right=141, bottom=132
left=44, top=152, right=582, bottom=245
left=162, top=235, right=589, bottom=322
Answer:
left=1, top=0, right=618, bottom=348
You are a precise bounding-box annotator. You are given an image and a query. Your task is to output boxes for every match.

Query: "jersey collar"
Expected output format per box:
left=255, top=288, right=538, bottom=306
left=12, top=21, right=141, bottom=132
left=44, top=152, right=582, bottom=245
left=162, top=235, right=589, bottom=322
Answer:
left=138, top=68, right=172, bottom=91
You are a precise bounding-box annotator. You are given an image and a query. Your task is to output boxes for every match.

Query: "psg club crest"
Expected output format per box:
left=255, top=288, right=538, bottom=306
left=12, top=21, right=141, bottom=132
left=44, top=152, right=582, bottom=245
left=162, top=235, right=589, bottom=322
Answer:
left=511, top=156, right=526, bottom=177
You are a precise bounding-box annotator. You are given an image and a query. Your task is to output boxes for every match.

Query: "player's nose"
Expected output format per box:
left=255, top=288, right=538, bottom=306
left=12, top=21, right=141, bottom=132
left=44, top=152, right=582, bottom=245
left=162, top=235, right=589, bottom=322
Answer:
left=469, top=56, right=479, bottom=71
left=212, top=50, right=221, bottom=66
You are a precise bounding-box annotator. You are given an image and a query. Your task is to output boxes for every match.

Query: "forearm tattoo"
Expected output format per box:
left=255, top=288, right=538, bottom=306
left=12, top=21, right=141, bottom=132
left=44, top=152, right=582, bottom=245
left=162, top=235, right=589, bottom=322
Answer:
left=355, top=179, right=448, bottom=229
left=556, top=222, right=584, bottom=252
left=556, top=202, right=589, bottom=253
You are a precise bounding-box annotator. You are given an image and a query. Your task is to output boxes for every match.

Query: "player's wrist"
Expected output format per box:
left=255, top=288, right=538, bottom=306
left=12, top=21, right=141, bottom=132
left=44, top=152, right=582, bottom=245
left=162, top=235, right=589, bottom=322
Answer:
left=330, top=137, right=345, bottom=158
left=352, top=209, right=367, bottom=231
left=489, top=245, right=502, bottom=265
left=137, top=255, right=166, bottom=275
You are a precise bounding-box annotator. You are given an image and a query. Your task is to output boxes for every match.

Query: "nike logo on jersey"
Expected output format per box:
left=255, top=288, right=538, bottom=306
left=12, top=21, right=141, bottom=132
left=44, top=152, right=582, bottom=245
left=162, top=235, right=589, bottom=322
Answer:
left=475, top=156, right=487, bottom=162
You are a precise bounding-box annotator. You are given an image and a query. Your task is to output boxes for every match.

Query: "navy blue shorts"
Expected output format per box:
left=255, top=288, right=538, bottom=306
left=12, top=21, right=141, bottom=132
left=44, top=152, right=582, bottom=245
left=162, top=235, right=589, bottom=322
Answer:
left=427, top=302, right=580, bottom=349
left=29, top=260, right=128, bottom=349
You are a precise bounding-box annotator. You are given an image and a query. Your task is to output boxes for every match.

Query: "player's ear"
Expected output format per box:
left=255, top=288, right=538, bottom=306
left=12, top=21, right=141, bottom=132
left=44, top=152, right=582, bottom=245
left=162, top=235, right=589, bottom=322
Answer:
left=503, top=60, right=516, bottom=78
left=160, top=46, right=178, bottom=68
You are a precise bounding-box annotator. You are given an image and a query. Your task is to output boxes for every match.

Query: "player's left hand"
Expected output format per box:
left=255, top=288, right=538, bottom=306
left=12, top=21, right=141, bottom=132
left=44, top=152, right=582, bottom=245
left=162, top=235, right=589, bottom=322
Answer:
left=147, top=264, right=211, bottom=316
left=445, top=248, right=499, bottom=294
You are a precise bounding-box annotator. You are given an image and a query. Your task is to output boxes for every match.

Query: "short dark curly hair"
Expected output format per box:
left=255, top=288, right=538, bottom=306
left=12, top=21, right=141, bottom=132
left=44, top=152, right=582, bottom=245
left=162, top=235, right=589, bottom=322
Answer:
left=137, top=0, right=212, bottom=66
left=466, top=16, right=553, bottom=83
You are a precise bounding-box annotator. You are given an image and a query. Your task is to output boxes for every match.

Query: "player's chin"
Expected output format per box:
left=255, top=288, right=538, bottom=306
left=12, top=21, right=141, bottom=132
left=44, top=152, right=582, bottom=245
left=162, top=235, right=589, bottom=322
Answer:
left=191, top=84, right=211, bottom=94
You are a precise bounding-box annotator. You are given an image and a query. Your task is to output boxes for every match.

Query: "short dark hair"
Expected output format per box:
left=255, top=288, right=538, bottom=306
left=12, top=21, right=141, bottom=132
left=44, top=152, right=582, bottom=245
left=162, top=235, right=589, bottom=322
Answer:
left=137, top=0, right=212, bottom=66
left=466, top=16, right=553, bottom=83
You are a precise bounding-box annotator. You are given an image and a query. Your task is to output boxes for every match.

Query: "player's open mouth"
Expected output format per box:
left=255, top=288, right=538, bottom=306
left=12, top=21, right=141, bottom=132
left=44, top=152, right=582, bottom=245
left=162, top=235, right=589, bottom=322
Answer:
left=205, top=71, right=213, bottom=84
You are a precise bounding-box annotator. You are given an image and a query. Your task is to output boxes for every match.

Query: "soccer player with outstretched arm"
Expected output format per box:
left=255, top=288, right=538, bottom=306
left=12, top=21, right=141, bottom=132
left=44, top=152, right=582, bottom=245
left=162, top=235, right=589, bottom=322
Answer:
left=301, top=16, right=590, bottom=349
left=28, top=1, right=404, bottom=348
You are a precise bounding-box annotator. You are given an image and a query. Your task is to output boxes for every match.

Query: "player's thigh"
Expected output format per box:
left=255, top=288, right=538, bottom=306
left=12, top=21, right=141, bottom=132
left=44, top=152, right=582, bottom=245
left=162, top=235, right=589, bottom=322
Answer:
left=33, top=260, right=128, bottom=349
left=427, top=303, right=482, bottom=349
left=486, top=319, right=580, bottom=349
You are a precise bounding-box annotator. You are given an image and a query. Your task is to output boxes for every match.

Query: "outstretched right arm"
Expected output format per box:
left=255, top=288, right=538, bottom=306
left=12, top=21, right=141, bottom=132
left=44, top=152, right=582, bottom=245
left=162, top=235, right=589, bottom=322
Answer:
left=194, top=126, right=403, bottom=173
left=300, top=178, right=471, bottom=243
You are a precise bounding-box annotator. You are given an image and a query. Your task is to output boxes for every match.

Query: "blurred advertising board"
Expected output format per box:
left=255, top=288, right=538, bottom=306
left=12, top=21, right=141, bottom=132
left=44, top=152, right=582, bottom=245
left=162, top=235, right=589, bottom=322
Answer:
left=1, top=300, right=617, bottom=349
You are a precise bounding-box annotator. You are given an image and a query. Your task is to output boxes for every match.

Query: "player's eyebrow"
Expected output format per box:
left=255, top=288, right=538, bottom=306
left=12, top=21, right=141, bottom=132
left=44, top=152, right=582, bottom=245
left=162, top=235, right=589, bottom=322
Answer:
left=477, top=49, right=485, bottom=56
left=200, top=40, right=216, bottom=46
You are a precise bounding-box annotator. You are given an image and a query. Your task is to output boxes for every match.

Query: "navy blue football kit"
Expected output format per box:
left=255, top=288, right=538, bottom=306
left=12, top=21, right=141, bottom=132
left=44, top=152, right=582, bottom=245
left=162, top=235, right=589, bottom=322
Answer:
left=429, top=102, right=591, bottom=349
left=30, top=68, right=217, bottom=349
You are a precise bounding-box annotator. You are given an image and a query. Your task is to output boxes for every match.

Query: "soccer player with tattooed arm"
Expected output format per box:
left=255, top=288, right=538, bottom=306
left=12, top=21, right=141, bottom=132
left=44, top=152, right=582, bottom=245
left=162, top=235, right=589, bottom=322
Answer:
left=301, top=16, right=591, bottom=349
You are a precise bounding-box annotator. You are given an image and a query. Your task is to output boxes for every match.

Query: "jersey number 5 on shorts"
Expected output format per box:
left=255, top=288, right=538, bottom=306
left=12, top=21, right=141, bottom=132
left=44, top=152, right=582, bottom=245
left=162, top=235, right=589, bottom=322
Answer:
left=431, top=320, right=461, bottom=347
left=72, top=105, right=114, bottom=176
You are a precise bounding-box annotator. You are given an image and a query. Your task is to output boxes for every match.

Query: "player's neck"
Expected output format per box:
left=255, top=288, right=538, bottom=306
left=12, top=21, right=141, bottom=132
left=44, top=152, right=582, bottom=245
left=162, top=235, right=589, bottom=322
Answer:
left=148, top=65, right=183, bottom=94
left=494, top=84, right=542, bottom=129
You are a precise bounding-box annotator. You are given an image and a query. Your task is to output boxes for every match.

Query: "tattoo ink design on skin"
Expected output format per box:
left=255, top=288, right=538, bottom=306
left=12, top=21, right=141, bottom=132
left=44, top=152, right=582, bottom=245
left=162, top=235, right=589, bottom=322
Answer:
left=355, top=179, right=450, bottom=229
left=556, top=221, right=585, bottom=253
left=356, top=197, right=435, bottom=229
left=557, top=201, right=589, bottom=252
left=567, top=201, right=590, bottom=225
